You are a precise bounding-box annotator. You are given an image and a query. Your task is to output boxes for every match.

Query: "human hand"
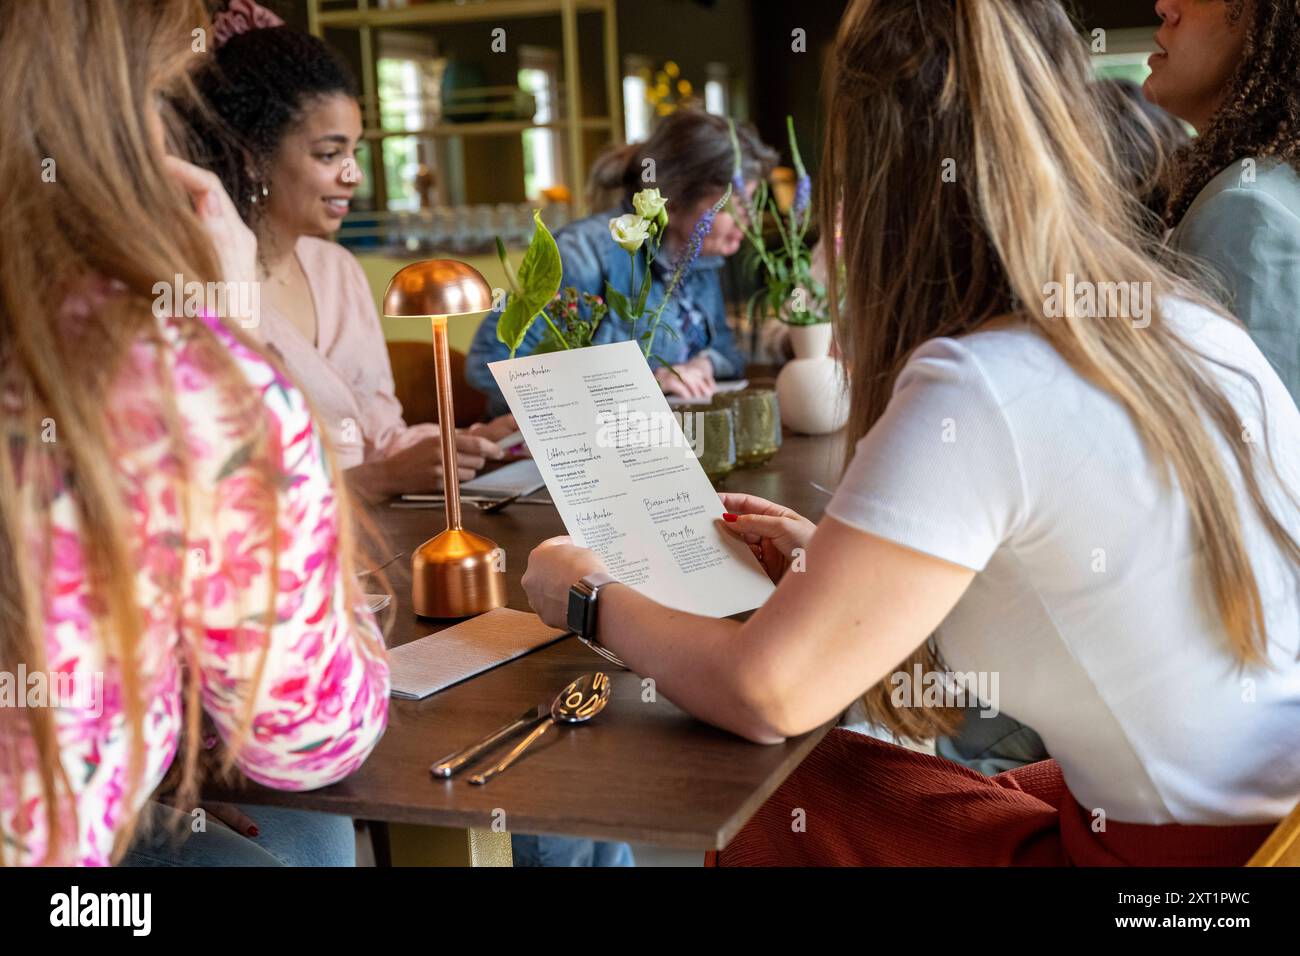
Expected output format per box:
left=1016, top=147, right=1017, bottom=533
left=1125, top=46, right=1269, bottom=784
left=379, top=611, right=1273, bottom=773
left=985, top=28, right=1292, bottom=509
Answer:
left=655, top=354, right=716, bottom=399
left=162, top=155, right=259, bottom=329
left=521, top=536, right=610, bottom=629
left=717, top=492, right=816, bottom=583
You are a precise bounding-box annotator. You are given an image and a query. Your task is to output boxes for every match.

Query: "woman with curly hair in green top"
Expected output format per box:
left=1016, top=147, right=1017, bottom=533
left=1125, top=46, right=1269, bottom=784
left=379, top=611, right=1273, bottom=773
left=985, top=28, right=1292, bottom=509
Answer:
left=1145, top=0, right=1300, bottom=400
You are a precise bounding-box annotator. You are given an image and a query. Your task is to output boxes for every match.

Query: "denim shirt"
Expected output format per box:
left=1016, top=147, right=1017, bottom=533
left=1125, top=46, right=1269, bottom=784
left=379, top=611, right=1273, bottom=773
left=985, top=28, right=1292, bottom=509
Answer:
left=465, top=207, right=746, bottom=416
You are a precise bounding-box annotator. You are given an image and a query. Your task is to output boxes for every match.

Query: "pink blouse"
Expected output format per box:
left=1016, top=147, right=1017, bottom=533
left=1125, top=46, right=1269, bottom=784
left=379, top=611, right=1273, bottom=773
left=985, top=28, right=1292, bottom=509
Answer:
left=258, top=237, right=439, bottom=470
left=1, top=308, right=390, bottom=866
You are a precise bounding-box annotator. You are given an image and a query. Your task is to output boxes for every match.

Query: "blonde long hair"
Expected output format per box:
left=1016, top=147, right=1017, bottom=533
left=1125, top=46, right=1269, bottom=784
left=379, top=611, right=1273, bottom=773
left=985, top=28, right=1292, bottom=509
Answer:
left=0, top=0, right=381, bottom=864
left=822, top=0, right=1300, bottom=739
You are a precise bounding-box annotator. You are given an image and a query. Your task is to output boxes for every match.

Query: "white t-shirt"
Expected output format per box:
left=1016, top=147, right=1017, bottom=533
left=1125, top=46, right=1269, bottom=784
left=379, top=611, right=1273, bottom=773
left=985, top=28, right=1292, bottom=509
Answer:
left=826, top=299, right=1300, bottom=825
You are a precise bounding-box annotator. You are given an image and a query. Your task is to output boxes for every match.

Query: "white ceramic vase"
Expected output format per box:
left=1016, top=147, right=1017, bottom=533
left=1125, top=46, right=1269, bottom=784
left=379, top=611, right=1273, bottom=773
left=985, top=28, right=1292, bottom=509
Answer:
left=775, top=322, right=848, bottom=435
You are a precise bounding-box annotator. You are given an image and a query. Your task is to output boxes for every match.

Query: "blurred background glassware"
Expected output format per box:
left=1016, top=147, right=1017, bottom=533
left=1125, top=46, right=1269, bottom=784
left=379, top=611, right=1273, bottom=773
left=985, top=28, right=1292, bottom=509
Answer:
left=495, top=203, right=520, bottom=245
left=450, top=205, right=471, bottom=252
left=718, top=388, right=781, bottom=467
left=513, top=202, right=534, bottom=244
left=431, top=205, right=453, bottom=250
left=675, top=402, right=736, bottom=485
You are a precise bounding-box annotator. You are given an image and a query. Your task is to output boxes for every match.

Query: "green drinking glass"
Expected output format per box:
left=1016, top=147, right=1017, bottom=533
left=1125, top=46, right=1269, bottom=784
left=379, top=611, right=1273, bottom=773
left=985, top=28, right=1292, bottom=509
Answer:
left=675, top=403, right=737, bottom=484
left=719, top=388, right=782, bottom=467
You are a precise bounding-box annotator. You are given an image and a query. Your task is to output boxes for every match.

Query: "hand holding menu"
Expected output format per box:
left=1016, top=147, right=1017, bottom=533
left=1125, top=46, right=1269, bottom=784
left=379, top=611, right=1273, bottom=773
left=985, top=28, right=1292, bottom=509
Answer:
left=489, top=340, right=775, bottom=618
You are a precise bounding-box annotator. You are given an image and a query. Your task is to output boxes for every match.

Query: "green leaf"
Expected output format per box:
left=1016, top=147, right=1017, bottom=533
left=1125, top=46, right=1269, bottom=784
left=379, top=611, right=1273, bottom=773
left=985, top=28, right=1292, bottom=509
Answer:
left=634, top=255, right=654, bottom=315
left=496, top=211, right=563, bottom=357
left=605, top=282, right=634, bottom=323
left=786, top=115, right=807, bottom=179
left=496, top=237, right=522, bottom=297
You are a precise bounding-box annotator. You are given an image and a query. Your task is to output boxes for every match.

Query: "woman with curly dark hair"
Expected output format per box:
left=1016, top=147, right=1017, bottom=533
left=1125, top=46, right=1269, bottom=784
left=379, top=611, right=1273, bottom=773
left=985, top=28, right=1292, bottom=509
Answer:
left=1144, top=0, right=1300, bottom=400
left=185, top=4, right=516, bottom=505
left=186, top=4, right=634, bottom=869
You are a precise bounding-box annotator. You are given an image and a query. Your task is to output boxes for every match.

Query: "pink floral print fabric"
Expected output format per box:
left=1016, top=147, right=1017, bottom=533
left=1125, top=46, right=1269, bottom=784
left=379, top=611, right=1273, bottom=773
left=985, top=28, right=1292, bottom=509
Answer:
left=1, top=311, right=389, bottom=865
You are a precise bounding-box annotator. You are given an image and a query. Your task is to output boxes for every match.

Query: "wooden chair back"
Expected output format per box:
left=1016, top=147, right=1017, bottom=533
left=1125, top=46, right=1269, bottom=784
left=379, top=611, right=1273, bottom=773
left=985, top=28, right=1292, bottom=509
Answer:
left=1247, top=801, right=1300, bottom=866
left=386, top=340, right=486, bottom=429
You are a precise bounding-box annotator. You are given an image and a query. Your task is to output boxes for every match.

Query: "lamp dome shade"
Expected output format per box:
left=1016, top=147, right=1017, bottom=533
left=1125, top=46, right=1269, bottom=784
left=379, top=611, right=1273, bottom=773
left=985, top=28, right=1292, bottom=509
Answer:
left=383, top=259, right=494, bottom=318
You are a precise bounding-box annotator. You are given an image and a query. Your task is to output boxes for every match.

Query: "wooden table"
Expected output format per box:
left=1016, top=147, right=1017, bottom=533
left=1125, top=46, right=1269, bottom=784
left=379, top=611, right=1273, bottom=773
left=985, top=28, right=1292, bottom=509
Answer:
left=212, top=430, right=846, bottom=863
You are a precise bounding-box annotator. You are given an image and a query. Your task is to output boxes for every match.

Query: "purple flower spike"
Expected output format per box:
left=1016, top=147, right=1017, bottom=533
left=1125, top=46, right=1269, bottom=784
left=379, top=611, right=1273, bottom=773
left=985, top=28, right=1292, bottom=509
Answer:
left=732, top=172, right=754, bottom=223
left=668, top=208, right=715, bottom=294
left=794, top=174, right=811, bottom=226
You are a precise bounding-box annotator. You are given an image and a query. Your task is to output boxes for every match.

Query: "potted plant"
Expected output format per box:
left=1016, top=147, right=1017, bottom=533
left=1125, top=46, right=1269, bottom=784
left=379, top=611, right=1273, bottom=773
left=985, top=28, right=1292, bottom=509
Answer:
left=730, top=116, right=848, bottom=435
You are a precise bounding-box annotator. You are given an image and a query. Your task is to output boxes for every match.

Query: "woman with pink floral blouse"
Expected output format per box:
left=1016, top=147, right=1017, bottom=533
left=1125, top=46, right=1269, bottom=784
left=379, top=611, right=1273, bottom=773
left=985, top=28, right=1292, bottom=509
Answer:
left=0, top=0, right=388, bottom=866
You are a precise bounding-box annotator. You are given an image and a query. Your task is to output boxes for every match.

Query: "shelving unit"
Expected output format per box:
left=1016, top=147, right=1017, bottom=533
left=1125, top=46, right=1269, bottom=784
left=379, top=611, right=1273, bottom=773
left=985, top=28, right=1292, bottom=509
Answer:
left=307, top=0, right=624, bottom=218
left=360, top=116, right=615, bottom=140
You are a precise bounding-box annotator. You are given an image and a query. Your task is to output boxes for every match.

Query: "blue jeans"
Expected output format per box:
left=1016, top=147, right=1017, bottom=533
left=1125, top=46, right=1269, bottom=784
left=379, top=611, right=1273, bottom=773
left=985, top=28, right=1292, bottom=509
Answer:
left=122, top=802, right=633, bottom=867
left=510, top=835, right=634, bottom=867
left=121, top=803, right=356, bottom=867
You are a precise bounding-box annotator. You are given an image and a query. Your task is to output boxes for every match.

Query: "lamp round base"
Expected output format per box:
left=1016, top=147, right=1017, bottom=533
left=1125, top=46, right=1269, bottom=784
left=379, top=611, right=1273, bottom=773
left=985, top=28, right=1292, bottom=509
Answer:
left=411, top=528, right=507, bottom=618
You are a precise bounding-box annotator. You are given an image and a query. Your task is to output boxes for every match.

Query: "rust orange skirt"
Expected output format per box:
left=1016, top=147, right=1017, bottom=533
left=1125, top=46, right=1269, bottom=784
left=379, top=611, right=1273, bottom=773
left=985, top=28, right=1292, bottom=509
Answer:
left=708, top=729, right=1273, bottom=867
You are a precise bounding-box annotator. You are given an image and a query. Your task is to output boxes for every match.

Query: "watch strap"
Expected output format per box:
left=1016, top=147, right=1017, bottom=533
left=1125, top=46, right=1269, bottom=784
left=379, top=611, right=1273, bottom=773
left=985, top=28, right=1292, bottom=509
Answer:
left=568, top=572, right=627, bottom=668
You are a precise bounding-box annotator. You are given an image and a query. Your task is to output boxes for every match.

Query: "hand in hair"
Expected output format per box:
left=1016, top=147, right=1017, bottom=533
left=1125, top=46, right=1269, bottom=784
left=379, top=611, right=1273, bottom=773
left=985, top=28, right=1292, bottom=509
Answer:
left=162, top=155, right=258, bottom=325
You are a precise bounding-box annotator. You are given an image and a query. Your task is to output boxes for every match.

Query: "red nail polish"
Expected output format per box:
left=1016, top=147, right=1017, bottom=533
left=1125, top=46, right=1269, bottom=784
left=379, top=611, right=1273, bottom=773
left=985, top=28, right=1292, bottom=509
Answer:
left=722, top=512, right=739, bottom=522
left=247, top=825, right=259, bottom=837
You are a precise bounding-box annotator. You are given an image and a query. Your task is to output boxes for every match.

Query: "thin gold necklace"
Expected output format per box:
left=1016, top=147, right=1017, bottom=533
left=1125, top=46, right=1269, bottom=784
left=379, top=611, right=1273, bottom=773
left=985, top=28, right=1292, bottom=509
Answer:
left=259, top=260, right=294, bottom=287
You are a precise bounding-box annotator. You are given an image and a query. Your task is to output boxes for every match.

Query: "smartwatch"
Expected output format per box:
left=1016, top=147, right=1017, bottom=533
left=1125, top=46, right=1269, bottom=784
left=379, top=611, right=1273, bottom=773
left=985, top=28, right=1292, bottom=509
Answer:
left=566, top=572, right=626, bottom=667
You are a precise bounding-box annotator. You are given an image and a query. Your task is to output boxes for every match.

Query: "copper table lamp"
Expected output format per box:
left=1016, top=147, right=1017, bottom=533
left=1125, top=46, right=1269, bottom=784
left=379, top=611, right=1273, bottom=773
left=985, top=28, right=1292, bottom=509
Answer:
left=383, top=259, right=507, bottom=618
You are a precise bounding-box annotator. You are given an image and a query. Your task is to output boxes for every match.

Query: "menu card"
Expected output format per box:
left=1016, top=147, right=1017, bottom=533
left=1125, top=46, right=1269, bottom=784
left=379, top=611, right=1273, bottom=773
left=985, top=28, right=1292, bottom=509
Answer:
left=488, top=340, right=775, bottom=618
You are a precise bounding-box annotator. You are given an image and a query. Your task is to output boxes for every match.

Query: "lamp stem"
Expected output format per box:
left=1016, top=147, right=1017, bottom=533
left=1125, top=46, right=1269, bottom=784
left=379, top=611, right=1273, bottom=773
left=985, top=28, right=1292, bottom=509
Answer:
left=431, top=314, right=461, bottom=531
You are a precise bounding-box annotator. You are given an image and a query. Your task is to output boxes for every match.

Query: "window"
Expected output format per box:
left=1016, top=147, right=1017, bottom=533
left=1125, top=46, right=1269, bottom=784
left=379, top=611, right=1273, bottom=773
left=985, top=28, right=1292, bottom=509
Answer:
left=519, top=46, right=564, bottom=200
left=378, top=56, right=425, bottom=211
left=704, top=63, right=730, bottom=117
left=622, top=55, right=653, bottom=143
left=376, top=34, right=442, bottom=211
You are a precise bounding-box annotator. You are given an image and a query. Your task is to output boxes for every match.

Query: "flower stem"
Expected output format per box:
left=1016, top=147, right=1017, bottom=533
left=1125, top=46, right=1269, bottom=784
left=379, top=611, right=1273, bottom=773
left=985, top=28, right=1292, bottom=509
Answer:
left=540, top=310, right=571, bottom=349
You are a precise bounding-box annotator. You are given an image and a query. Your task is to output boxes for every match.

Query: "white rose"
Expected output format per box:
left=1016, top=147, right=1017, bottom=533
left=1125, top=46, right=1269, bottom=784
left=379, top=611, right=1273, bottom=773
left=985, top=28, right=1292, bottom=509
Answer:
left=609, top=213, right=651, bottom=253
left=632, top=188, right=667, bottom=223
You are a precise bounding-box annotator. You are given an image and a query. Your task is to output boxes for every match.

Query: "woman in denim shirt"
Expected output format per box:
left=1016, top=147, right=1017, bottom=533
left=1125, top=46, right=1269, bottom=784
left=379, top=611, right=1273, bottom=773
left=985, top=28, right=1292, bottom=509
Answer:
left=468, top=110, right=776, bottom=416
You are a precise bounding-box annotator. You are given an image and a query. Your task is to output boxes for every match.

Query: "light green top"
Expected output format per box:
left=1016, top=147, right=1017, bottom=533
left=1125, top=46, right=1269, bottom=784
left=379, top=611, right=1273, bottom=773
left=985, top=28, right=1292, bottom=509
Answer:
left=1170, top=160, right=1300, bottom=402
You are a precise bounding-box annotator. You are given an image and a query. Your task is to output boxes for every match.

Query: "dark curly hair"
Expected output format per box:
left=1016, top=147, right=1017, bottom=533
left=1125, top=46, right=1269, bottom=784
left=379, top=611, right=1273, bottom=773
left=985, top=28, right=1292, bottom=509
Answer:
left=185, top=26, right=358, bottom=224
left=1165, top=0, right=1300, bottom=224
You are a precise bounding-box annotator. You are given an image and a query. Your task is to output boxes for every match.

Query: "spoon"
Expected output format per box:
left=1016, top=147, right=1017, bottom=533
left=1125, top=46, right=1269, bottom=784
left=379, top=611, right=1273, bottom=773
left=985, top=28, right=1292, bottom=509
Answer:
left=468, top=672, right=611, bottom=785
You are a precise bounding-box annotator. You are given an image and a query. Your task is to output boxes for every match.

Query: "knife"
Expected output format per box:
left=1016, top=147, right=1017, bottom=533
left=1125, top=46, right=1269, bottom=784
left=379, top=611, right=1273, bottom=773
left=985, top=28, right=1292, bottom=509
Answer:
left=429, top=703, right=549, bottom=778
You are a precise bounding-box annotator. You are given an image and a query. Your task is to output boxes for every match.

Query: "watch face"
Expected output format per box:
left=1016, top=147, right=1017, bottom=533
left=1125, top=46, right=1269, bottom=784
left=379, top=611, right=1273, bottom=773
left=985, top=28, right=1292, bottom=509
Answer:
left=567, top=585, right=591, bottom=635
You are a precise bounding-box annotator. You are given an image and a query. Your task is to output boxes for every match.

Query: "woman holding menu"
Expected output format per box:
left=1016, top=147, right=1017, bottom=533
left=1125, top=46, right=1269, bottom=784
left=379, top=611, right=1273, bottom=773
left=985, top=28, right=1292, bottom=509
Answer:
left=466, top=109, right=775, bottom=413
left=520, top=0, right=1300, bottom=866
